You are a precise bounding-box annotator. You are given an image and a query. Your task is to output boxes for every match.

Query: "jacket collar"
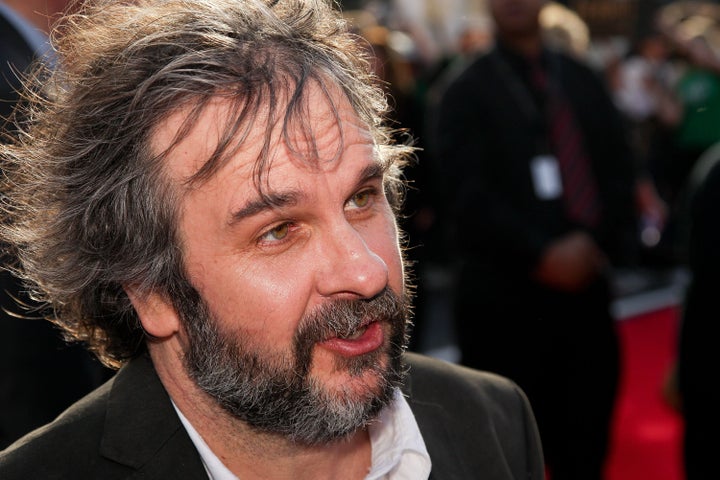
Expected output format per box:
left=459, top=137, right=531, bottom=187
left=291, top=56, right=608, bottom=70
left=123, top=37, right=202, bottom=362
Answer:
left=100, top=353, right=468, bottom=479
left=99, top=354, right=207, bottom=478
left=401, top=355, right=471, bottom=480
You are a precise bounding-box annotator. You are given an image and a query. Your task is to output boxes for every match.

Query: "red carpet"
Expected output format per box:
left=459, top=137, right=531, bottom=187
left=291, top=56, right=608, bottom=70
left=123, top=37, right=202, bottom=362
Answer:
left=604, top=306, right=685, bottom=480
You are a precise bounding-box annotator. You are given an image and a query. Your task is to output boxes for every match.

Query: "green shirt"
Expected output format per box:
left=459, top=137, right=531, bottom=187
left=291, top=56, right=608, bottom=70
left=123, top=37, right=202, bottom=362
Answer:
left=675, top=68, right=720, bottom=150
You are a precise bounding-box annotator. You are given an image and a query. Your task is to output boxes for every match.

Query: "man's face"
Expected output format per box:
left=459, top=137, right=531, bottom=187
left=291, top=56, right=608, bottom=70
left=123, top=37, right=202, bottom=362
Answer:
left=489, top=0, right=545, bottom=38
left=154, top=83, right=409, bottom=444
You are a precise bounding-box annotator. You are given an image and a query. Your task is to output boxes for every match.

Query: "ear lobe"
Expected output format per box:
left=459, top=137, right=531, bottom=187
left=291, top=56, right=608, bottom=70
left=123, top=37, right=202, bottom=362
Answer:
left=124, top=286, right=181, bottom=338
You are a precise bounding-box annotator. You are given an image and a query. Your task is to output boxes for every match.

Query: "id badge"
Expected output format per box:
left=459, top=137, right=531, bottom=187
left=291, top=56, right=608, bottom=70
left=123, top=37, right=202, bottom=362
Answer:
left=530, top=155, right=563, bottom=200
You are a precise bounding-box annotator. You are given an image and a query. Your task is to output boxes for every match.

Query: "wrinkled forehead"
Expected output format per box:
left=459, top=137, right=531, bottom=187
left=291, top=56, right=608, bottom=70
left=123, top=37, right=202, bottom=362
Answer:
left=151, top=80, right=377, bottom=188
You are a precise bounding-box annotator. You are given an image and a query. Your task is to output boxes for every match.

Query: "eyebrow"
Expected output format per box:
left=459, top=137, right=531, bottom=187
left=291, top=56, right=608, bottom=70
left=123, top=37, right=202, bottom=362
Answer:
left=229, top=160, right=385, bottom=225
left=230, top=191, right=301, bottom=225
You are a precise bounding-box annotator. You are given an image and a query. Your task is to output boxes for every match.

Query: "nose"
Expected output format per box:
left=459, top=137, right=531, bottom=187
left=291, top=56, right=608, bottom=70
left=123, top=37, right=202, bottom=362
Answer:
left=315, top=221, right=389, bottom=300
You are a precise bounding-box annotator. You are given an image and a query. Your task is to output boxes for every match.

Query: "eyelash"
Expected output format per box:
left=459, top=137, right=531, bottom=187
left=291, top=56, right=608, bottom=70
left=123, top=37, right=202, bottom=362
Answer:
left=256, top=187, right=380, bottom=246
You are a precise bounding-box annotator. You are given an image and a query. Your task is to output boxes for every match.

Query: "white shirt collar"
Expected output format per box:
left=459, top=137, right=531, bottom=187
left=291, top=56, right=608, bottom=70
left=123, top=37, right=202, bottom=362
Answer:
left=173, top=389, right=431, bottom=480
left=365, top=389, right=432, bottom=480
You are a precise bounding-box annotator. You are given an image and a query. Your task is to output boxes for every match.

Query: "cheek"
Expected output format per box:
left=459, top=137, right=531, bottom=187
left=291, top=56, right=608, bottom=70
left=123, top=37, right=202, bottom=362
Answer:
left=195, top=261, right=312, bottom=345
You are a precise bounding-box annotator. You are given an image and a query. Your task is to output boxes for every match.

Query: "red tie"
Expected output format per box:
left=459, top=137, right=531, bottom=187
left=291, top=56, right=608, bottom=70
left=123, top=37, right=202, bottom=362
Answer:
left=530, top=58, right=602, bottom=228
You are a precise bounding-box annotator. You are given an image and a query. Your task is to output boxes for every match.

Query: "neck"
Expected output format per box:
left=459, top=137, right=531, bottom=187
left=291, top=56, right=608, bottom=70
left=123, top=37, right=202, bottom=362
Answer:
left=148, top=341, right=373, bottom=480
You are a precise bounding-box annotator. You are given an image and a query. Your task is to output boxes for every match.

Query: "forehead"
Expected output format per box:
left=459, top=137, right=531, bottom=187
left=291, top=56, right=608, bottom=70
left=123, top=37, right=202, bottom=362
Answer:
left=152, top=83, right=375, bottom=186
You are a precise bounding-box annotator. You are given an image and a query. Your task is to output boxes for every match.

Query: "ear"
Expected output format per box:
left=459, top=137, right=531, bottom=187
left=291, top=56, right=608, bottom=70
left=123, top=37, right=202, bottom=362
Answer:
left=124, top=286, right=181, bottom=338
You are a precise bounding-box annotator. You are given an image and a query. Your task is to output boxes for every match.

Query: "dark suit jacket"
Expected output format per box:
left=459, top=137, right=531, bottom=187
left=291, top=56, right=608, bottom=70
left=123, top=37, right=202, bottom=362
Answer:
left=0, top=352, right=544, bottom=479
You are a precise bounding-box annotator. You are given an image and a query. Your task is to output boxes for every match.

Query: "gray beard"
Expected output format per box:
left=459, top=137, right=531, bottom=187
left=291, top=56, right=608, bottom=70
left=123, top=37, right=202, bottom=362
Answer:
left=178, top=286, right=409, bottom=446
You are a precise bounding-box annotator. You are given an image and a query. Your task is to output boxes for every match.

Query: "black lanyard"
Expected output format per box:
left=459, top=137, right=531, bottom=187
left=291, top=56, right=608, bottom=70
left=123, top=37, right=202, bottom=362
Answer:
left=488, top=49, right=562, bottom=154
left=490, top=50, right=543, bottom=123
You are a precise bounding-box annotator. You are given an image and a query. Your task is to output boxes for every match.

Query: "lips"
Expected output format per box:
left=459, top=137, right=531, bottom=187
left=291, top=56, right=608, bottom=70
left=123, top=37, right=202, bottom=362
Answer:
left=317, top=320, right=384, bottom=357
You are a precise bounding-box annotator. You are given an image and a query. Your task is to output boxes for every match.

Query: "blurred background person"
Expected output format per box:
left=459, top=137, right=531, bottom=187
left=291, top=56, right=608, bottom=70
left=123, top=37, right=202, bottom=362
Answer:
left=645, top=2, right=720, bottom=266
left=539, top=0, right=591, bottom=59
left=612, top=32, right=679, bottom=167
left=2, top=2, right=57, bottom=122
left=431, top=0, right=666, bottom=478
left=0, top=0, right=110, bottom=449
left=675, top=149, right=720, bottom=480
left=654, top=8, right=720, bottom=466
left=1, top=0, right=67, bottom=120
left=388, top=0, right=488, bottom=70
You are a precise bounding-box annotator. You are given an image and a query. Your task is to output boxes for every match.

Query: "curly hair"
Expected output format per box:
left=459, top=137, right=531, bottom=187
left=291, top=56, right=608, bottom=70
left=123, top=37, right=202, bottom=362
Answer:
left=0, top=0, right=413, bottom=369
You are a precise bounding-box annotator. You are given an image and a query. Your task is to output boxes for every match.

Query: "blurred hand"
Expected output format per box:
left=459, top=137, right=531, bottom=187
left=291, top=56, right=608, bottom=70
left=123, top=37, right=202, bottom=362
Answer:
left=532, top=231, right=607, bottom=292
left=635, top=177, right=669, bottom=248
left=635, top=177, right=669, bottom=229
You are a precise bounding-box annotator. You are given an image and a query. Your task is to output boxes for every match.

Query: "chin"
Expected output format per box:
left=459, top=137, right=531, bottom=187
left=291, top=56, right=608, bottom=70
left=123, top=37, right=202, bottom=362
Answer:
left=311, top=344, right=392, bottom=396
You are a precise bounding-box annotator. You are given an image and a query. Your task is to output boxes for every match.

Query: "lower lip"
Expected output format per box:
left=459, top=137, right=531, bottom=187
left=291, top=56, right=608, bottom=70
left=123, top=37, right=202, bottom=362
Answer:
left=318, top=321, right=384, bottom=357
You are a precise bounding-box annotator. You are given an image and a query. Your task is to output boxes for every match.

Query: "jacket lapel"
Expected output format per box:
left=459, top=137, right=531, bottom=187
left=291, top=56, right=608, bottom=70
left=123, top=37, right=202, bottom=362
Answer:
left=99, top=355, right=207, bottom=479
left=410, top=400, right=470, bottom=480
left=402, top=364, right=470, bottom=480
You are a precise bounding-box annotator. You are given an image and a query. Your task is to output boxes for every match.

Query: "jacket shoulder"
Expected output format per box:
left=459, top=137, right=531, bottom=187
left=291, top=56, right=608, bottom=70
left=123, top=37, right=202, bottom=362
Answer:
left=403, top=351, right=538, bottom=436
left=404, top=351, right=525, bottom=403
left=403, top=353, right=545, bottom=479
left=1, top=354, right=211, bottom=480
left=441, top=51, right=496, bottom=94
left=0, top=377, right=132, bottom=479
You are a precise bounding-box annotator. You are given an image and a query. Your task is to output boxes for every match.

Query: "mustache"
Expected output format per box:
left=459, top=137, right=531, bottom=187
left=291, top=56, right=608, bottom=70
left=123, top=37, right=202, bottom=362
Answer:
left=295, top=288, right=407, bottom=345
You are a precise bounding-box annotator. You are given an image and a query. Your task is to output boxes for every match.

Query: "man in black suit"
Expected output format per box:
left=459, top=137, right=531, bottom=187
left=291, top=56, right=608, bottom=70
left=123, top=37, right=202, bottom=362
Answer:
left=678, top=158, right=720, bottom=480
left=432, top=0, right=655, bottom=478
left=0, top=0, right=109, bottom=449
left=0, top=1, right=544, bottom=478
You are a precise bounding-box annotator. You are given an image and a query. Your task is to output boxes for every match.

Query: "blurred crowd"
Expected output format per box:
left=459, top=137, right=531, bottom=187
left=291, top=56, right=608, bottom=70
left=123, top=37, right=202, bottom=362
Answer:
left=338, top=0, right=720, bottom=268
left=2, top=0, right=720, bottom=478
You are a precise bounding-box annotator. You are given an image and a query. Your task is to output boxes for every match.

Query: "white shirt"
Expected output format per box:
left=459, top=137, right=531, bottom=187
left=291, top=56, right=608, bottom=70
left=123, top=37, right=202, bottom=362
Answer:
left=173, top=389, right=431, bottom=480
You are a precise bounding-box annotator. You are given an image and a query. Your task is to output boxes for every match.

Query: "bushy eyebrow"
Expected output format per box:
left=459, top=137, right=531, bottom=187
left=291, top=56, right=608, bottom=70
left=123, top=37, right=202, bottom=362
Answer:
left=358, top=161, right=385, bottom=184
left=229, top=160, right=385, bottom=225
left=230, top=191, right=301, bottom=224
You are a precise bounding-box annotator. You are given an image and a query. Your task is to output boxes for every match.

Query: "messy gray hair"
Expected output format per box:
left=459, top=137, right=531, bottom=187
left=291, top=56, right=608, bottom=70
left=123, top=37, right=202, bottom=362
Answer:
left=0, top=0, right=413, bottom=368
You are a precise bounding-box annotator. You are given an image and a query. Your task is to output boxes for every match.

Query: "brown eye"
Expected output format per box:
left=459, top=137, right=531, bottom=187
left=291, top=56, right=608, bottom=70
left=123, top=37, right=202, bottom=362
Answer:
left=350, top=190, right=371, bottom=208
left=260, top=223, right=290, bottom=242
